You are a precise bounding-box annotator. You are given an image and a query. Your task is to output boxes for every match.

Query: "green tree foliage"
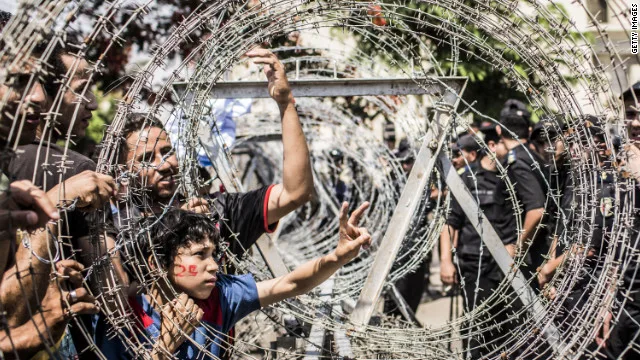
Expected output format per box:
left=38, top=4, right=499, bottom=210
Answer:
left=348, top=1, right=586, bottom=121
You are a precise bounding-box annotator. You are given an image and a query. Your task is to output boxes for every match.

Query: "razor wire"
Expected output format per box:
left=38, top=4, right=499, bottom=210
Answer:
left=0, top=0, right=639, bottom=359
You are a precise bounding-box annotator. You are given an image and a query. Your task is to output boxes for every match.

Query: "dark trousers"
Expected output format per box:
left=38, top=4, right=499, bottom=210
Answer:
left=607, top=304, right=640, bottom=359
left=460, top=259, right=522, bottom=359
left=384, top=260, right=428, bottom=316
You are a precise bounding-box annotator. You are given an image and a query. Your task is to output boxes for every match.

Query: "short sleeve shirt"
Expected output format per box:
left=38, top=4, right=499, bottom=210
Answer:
left=94, top=273, right=261, bottom=359
left=6, top=141, right=101, bottom=244
left=447, top=166, right=518, bottom=266
left=209, top=184, right=278, bottom=257
left=502, top=145, right=547, bottom=212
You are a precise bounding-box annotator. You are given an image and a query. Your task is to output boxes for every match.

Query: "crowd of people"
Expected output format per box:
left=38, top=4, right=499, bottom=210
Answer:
left=0, top=23, right=375, bottom=358
left=431, top=97, right=640, bottom=358
left=1, top=12, right=640, bottom=360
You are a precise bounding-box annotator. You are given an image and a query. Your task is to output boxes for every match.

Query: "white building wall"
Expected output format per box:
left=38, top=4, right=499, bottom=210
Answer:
left=553, top=0, right=639, bottom=97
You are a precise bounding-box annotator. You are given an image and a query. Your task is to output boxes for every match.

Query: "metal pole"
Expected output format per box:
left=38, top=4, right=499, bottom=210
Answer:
left=173, top=77, right=468, bottom=98
left=350, top=83, right=464, bottom=326
left=388, top=284, right=422, bottom=326
left=437, top=152, right=563, bottom=353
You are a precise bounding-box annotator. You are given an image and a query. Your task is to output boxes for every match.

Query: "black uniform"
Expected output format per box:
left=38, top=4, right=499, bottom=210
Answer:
left=559, top=169, right=616, bottom=324
left=447, top=165, right=521, bottom=357
left=607, top=181, right=640, bottom=359
left=549, top=156, right=573, bottom=248
left=502, top=145, right=549, bottom=289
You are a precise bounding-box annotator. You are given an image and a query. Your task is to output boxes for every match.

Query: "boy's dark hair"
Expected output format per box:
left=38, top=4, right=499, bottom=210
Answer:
left=142, top=209, right=220, bottom=269
left=118, top=112, right=165, bottom=164
left=499, top=112, right=530, bottom=140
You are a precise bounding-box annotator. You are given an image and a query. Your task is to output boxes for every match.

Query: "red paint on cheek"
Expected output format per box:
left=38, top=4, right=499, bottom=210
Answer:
left=175, top=264, right=199, bottom=277
left=175, top=265, right=186, bottom=277
left=188, top=265, right=198, bottom=276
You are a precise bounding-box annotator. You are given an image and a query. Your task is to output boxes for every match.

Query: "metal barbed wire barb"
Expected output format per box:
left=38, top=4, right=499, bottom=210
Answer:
left=0, top=0, right=639, bottom=359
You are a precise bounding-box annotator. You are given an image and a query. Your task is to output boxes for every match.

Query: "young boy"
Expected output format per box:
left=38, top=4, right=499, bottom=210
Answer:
left=95, top=202, right=371, bottom=359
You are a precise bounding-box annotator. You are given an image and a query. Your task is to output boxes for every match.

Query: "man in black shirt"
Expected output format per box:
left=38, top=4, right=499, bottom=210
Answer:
left=4, top=46, right=118, bottom=359
left=111, top=50, right=313, bottom=360
left=7, top=44, right=109, bottom=250
left=495, top=101, right=549, bottom=290
left=0, top=39, right=103, bottom=357
left=115, top=48, right=313, bottom=269
left=440, top=126, right=520, bottom=357
left=537, top=119, right=622, bottom=357
left=604, top=184, right=640, bottom=359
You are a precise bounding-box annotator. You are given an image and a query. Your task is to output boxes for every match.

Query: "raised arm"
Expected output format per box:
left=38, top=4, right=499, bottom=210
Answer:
left=245, top=48, right=314, bottom=225
left=257, top=202, right=370, bottom=307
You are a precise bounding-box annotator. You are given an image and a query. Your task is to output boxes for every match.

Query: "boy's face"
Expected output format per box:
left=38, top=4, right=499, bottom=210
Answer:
left=167, top=236, right=220, bottom=300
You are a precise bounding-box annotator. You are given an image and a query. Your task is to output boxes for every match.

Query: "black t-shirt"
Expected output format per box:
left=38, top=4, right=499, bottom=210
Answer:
left=447, top=165, right=518, bottom=268
left=503, top=145, right=550, bottom=266
left=502, top=145, right=548, bottom=212
left=211, top=184, right=278, bottom=257
left=7, top=141, right=96, bottom=242
left=115, top=185, right=278, bottom=269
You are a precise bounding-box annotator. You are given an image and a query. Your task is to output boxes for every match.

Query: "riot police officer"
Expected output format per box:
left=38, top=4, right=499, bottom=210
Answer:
left=440, top=125, right=521, bottom=357
left=453, top=134, right=481, bottom=175
left=495, top=100, right=549, bottom=290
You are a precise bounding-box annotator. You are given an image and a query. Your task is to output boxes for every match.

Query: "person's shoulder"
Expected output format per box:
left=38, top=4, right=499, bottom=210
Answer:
left=35, top=143, right=96, bottom=174
left=507, top=146, right=535, bottom=167
left=513, top=145, right=529, bottom=161
left=475, top=166, right=492, bottom=178
left=9, top=142, right=41, bottom=165
left=16, top=142, right=41, bottom=152
left=67, top=148, right=96, bottom=172
left=216, top=272, right=257, bottom=287
left=216, top=273, right=259, bottom=303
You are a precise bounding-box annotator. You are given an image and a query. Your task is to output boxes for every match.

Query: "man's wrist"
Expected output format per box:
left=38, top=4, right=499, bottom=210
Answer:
left=325, top=252, right=343, bottom=266
left=277, top=98, right=296, bottom=112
